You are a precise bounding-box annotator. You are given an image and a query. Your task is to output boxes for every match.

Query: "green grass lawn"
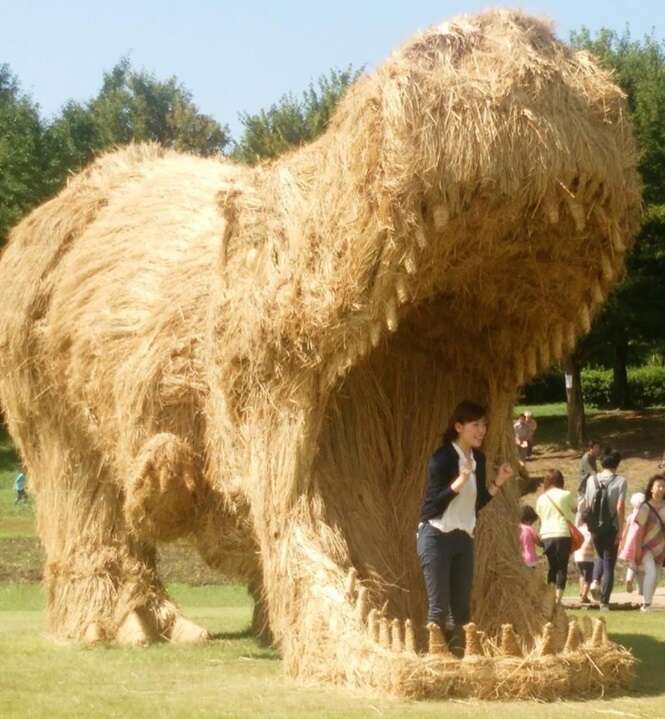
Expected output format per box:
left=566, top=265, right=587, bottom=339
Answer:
left=2, top=415, right=665, bottom=717
left=513, top=402, right=589, bottom=446
left=1, top=582, right=664, bottom=719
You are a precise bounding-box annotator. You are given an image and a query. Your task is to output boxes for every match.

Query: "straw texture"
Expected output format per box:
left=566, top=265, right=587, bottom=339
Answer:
left=0, top=9, right=640, bottom=698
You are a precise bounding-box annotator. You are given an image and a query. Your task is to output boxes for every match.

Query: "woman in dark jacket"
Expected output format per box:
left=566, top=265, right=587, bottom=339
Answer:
left=417, top=400, right=513, bottom=650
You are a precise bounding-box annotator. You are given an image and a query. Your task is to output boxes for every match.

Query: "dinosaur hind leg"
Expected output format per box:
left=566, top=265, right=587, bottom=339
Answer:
left=36, top=432, right=208, bottom=645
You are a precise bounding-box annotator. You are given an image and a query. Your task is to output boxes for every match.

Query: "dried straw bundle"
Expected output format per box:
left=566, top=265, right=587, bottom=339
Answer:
left=392, top=640, right=635, bottom=700
left=0, top=8, right=640, bottom=698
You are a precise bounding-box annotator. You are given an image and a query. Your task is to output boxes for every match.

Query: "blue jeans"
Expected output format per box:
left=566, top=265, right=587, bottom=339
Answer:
left=592, top=531, right=618, bottom=605
left=416, top=523, right=474, bottom=647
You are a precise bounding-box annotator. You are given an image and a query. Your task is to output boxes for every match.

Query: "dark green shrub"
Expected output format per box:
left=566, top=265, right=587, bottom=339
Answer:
left=522, top=371, right=565, bottom=404
left=629, top=366, right=665, bottom=406
left=581, top=368, right=612, bottom=407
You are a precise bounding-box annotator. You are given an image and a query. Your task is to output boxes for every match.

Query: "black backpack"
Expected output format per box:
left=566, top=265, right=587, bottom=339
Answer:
left=587, top=475, right=617, bottom=537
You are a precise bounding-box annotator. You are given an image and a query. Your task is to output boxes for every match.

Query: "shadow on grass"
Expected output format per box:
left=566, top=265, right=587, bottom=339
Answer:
left=211, top=627, right=255, bottom=641
left=613, top=632, right=665, bottom=696
left=209, top=627, right=280, bottom=660
left=238, top=650, right=280, bottom=661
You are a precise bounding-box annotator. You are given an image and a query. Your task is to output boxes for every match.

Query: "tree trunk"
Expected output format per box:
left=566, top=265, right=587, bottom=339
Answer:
left=611, top=337, right=630, bottom=409
left=564, top=354, right=586, bottom=449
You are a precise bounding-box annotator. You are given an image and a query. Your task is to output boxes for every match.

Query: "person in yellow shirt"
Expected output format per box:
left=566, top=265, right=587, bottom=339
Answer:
left=536, top=469, right=576, bottom=604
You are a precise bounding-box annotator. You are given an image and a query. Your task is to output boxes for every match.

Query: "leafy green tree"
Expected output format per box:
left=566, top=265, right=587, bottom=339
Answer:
left=0, top=64, right=50, bottom=244
left=570, top=29, right=665, bottom=408
left=45, top=57, right=230, bottom=181
left=232, top=66, right=362, bottom=164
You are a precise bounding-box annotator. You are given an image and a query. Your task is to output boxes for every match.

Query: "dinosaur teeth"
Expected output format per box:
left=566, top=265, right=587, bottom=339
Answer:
left=591, top=280, right=604, bottom=305
left=565, top=323, right=577, bottom=353
left=433, top=204, right=449, bottom=231
left=355, top=333, right=369, bottom=360
left=543, top=194, right=560, bottom=224
left=563, top=619, right=584, bottom=653
left=403, top=249, right=417, bottom=275
left=463, top=622, right=482, bottom=658
left=427, top=622, right=451, bottom=656
left=379, top=616, right=391, bottom=649
left=601, top=252, right=614, bottom=282
left=611, top=226, right=626, bottom=253
left=345, top=567, right=358, bottom=601
left=591, top=617, right=608, bottom=647
left=83, top=622, right=104, bottom=644
left=395, top=277, right=409, bottom=305
left=539, top=622, right=556, bottom=656
left=385, top=298, right=398, bottom=332
left=391, top=618, right=403, bottom=653
left=367, top=609, right=380, bottom=643
left=567, top=197, right=586, bottom=232
left=370, top=322, right=382, bottom=348
left=404, top=619, right=416, bottom=653
left=355, top=586, right=370, bottom=623
left=500, top=623, right=522, bottom=657
left=415, top=225, right=428, bottom=249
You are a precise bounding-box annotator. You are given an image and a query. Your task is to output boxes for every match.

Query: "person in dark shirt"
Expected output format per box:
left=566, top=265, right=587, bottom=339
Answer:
left=416, top=400, right=513, bottom=652
left=578, top=440, right=601, bottom=495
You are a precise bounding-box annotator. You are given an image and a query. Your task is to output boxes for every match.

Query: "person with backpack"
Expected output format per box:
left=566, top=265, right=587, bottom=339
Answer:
left=582, top=448, right=627, bottom=610
left=578, top=440, right=601, bottom=497
left=576, top=440, right=601, bottom=526
left=633, top=475, right=665, bottom=612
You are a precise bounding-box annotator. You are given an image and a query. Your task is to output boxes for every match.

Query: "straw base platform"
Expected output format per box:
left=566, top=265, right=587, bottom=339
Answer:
left=0, top=9, right=641, bottom=700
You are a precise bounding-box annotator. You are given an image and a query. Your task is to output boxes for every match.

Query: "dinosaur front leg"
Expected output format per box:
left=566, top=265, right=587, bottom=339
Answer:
left=254, top=500, right=401, bottom=688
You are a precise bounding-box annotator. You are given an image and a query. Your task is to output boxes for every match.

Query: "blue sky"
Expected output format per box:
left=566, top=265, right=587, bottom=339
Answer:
left=1, top=1, right=662, bottom=141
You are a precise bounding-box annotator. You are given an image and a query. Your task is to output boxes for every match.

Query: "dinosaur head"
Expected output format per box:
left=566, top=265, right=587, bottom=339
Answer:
left=312, top=10, right=641, bottom=389
left=215, top=9, right=640, bottom=483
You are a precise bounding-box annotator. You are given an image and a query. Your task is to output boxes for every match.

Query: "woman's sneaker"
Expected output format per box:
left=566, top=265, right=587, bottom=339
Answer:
left=589, top=580, right=601, bottom=601
left=640, top=604, right=651, bottom=612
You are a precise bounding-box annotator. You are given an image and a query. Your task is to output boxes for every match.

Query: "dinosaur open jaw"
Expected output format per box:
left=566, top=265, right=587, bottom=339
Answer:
left=314, top=191, right=631, bottom=644
left=327, top=176, right=632, bottom=393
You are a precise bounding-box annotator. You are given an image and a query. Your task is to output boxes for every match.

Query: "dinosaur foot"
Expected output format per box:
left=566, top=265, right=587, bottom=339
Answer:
left=81, top=599, right=210, bottom=647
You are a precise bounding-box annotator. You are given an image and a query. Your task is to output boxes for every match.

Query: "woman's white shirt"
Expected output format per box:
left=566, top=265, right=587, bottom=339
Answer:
left=429, top=442, right=478, bottom=537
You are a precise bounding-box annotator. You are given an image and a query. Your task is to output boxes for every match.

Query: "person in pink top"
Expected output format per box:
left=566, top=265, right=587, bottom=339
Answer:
left=519, top=504, right=540, bottom=568
left=618, top=491, right=646, bottom=593
left=634, top=475, right=665, bottom=611
left=574, top=508, right=596, bottom=603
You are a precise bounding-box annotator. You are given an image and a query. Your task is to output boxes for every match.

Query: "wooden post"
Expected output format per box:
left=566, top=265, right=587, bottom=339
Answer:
left=564, top=352, right=586, bottom=449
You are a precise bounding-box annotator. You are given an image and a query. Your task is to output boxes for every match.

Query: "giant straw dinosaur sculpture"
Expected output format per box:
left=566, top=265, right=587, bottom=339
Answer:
left=0, top=10, right=641, bottom=699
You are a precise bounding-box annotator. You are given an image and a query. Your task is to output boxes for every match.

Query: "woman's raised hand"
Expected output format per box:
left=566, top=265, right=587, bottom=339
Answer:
left=458, top=459, right=473, bottom=482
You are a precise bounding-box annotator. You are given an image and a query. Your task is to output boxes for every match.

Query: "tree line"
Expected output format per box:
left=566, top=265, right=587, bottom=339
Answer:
left=2, top=28, right=664, bottom=434
left=0, top=58, right=358, bottom=244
